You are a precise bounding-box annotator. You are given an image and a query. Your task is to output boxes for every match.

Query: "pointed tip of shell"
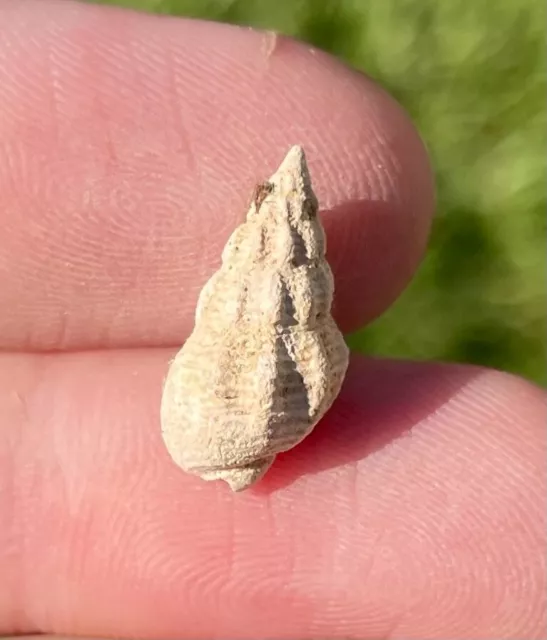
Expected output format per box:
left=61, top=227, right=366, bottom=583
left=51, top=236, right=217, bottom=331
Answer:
left=275, top=144, right=309, bottom=179
left=267, top=144, right=315, bottom=205
left=279, top=144, right=306, bottom=167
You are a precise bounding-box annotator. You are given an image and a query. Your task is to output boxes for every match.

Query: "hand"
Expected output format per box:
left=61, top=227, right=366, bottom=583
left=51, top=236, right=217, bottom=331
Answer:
left=0, top=2, right=544, bottom=639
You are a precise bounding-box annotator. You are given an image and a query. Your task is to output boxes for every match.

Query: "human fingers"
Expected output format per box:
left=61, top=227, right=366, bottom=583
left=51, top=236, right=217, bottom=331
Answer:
left=0, top=0, right=433, bottom=351
left=1, top=350, right=544, bottom=638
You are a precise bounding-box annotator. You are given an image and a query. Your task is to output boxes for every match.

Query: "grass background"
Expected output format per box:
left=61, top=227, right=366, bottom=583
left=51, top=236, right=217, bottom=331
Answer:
left=96, top=0, right=546, bottom=385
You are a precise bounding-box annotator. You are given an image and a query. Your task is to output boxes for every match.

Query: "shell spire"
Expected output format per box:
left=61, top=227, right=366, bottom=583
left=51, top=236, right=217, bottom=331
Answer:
left=160, top=145, right=349, bottom=491
left=269, top=144, right=312, bottom=193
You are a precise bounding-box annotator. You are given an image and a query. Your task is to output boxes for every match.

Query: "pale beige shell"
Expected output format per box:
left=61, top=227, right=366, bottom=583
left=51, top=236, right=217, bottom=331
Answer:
left=160, top=146, right=349, bottom=491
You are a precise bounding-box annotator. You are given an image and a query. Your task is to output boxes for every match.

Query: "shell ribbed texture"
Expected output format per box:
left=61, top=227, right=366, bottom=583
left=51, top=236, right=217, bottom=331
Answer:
left=160, top=146, right=349, bottom=491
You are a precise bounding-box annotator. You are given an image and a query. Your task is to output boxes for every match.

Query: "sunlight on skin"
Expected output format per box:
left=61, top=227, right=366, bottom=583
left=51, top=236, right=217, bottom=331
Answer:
left=0, top=2, right=545, bottom=639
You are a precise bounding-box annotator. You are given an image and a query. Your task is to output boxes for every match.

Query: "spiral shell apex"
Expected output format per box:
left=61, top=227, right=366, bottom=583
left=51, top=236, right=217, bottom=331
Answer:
left=160, top=145, right=349, bottom=491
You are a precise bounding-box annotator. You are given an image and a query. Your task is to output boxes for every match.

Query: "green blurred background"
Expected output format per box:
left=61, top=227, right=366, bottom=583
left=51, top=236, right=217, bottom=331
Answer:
left=97, top=0, right=546, bottom=384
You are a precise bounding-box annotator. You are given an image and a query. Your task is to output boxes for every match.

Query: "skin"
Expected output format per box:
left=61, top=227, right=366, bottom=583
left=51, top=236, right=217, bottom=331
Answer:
left=0, top=1, right=545, bottom=638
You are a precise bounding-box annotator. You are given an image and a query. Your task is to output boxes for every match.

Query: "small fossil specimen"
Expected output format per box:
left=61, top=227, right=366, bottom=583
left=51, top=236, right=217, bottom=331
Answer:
left=160, top=145, right=349, bottom=491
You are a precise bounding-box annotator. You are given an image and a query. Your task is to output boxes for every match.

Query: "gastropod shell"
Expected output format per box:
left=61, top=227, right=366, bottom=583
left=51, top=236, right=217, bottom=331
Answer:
left=160, top=146, right=349, bottom=491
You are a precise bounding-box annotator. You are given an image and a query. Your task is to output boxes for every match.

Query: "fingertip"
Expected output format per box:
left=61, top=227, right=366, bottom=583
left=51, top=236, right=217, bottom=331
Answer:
left=0, top=0, right=434, bottom=348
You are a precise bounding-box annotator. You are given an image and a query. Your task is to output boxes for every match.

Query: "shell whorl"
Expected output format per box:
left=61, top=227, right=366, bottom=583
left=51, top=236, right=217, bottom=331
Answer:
left=160, top=146, right=349, bottom=491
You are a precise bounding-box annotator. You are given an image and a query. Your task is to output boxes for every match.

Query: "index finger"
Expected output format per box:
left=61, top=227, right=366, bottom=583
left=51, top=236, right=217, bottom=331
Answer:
left=0, top=0, right=434, bottom=351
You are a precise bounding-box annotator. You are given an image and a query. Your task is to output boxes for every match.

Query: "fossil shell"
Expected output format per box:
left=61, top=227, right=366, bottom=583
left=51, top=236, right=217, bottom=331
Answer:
left=160, top=145, right=349, bottom=491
